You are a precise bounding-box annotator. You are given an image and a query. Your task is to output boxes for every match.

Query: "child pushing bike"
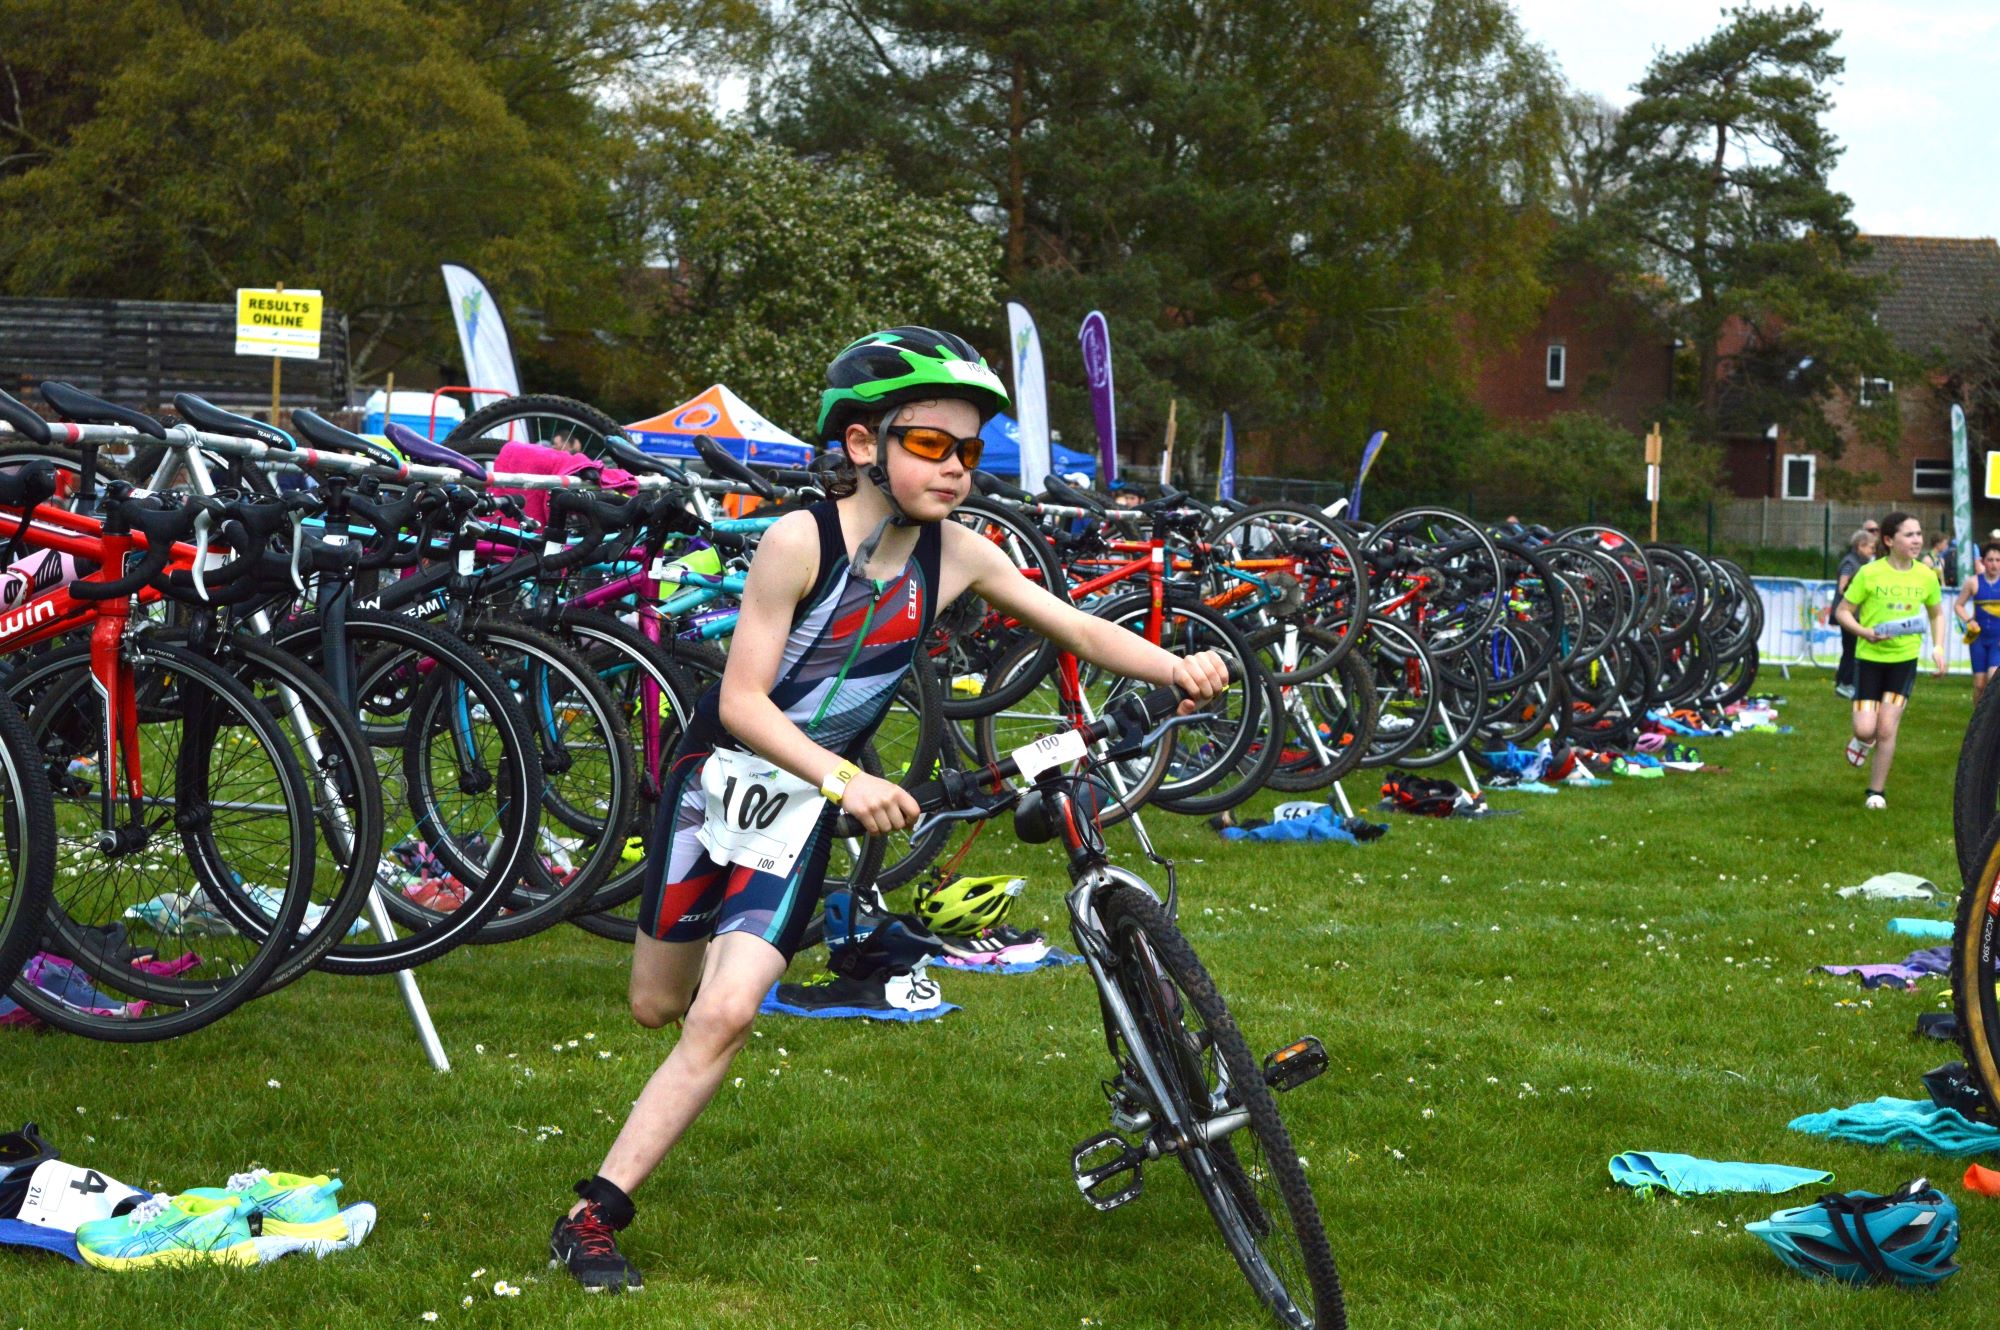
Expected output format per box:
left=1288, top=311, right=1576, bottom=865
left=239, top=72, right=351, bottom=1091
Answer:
left=551, top=327, right=1229, bottom=1292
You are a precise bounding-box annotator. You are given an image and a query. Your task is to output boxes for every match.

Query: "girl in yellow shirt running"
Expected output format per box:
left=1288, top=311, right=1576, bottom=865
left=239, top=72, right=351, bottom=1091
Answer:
left=1834, top=512, right=1945, bottom=810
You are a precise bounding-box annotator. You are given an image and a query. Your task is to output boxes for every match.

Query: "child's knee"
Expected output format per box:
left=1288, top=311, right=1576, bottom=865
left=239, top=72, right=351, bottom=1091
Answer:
left=629, top=988, right=690, bottom=1030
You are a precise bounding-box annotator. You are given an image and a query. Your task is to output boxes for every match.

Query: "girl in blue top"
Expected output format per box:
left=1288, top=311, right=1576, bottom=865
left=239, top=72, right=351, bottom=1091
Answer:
left=1956, top=542, right=2000, bottom=702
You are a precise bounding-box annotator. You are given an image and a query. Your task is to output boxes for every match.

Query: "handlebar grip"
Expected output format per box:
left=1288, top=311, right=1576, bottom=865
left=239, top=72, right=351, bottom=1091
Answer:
left=346, top=491, right=423, bottom=570
left=69, top=501, right=195, bottom=599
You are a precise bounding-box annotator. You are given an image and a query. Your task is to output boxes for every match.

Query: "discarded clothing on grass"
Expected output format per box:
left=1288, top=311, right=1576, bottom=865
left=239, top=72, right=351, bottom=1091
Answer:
left=0, top=952, right=202, bottom=1028
left=939, top=947, right=1084, bottom=975
left=1486, top=779, right=1559, bottom=794
left=1818, top=945, right=1951, bottom=989
left=762, top=971, right=956, bottom=1022
left=1838, top=872, right=1938, bottom=902
left=1221, top=806, right=1360, bottom=844
left=1788, top=1096, right=2000, bottom=1157
left=1608, top=1151, right=1832, bottom=1198
left=1888, top=918, right=1954, bottom=942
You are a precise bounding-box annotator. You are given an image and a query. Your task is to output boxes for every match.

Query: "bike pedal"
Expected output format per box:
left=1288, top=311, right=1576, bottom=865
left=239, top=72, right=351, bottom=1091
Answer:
left=1072, top=1131, right=1144, bottom=1211
left=1262, top=1035, right=1328, bottom=1092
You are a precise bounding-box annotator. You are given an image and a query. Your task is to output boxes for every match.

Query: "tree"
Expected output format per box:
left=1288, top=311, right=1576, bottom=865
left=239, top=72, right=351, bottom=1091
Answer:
left=1602, top=3, right=1900, bottom=452
left=607, top=130, right=999, bottom=430
left=759, top=0, right=1563, bottom=470
left=0, top=0, right=746, bottom=379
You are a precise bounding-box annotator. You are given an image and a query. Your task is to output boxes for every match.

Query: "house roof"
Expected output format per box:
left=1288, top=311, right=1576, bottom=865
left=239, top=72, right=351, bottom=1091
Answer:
left=1854, top=235, right=2000, bottom=359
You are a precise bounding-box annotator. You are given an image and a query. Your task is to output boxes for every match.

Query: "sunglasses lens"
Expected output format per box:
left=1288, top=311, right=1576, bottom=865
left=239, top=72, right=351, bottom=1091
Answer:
left=897, top=427, right=980, bottom=468
left=898, top=427, right=956, bottom=461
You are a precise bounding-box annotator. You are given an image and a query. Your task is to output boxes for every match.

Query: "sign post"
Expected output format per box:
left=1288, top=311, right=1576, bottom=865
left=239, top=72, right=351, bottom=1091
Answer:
left=1644, top=422, right=1663, bottom=541
left=234, top=285, right=324, bottom=426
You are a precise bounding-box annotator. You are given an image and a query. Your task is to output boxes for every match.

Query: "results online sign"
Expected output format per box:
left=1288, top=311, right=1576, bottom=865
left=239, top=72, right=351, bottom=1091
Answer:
left=235, top=288, right=323, bottom=360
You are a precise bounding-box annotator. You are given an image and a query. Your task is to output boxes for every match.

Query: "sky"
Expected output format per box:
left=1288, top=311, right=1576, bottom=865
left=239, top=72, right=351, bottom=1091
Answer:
left=1509, top=0, right=2000, bottom=238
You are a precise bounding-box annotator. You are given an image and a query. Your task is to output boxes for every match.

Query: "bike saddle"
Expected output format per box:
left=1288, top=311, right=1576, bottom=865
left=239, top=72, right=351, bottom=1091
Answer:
left=0, top=389, right=50, bottom=444
left=382, top=421, right=486, bottom=481
left=39, top=381, right=168, bottom=439
left=173, top=393, right=295, bottom=450
left=290, top=409, right=404, bottom=469
left=974, top=470, right=1036, bottom=502
left=694, top=434, right=775, bottom=499
left=593, top=430, right=669, bottom=477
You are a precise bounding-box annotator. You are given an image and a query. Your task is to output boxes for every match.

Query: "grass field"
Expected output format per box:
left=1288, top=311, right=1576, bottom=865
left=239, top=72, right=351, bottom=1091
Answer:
left=4, top=671, right=1992, bottom=1328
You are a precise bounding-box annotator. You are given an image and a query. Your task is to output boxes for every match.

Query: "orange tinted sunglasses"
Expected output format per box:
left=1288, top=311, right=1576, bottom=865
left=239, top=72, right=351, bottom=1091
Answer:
left=885, top=424, right=984, bottom=469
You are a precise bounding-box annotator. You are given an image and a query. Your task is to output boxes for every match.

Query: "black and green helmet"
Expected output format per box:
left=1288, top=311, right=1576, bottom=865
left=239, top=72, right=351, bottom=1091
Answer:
left=816, top=326, right=1010, bottom=444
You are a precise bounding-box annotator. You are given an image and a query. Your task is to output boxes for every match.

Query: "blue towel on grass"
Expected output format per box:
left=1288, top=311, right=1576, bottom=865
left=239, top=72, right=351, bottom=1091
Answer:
left=1788, top=1096, right=2000, bottom=1157
left=1888, top=917, right=1953, bottom=941
left=758, top=982, right=957, bottom=1023
left=1221, top=807, right=1358, bottom=844
left=1607, top=1151, right=1831, bottom=1197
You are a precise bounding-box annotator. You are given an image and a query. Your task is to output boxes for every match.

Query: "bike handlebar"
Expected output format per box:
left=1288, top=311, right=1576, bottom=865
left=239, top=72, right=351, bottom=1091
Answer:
left=828, top=686, right=1187, bottom=838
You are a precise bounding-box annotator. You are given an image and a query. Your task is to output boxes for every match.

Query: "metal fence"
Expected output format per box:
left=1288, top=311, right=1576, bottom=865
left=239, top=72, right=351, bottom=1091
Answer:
left=1754, top=576, right=1975, bottom=674
left=1719, top=499, right=1951, bottom=551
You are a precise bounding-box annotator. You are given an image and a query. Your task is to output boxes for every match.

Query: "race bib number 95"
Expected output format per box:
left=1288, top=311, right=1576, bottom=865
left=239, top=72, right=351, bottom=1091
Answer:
left=695, top=747, right=824, bottom=878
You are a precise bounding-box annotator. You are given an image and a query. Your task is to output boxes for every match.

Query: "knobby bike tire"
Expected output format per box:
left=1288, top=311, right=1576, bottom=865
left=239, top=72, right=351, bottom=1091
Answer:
left=1098, top=885, right=1345, bottom=1329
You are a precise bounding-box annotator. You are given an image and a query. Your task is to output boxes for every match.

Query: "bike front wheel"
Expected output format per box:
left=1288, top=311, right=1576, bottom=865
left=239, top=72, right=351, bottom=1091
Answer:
left=1098, top=885, right=1344, bottom=1328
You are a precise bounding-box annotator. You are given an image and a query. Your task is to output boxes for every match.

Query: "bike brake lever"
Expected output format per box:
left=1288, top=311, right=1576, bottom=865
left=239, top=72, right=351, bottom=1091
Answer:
left=1099, top=707, right=1220, bottom=764
left=192, top=509, right=214, bottom=602
left=907, top=796, right=1017, bottom=843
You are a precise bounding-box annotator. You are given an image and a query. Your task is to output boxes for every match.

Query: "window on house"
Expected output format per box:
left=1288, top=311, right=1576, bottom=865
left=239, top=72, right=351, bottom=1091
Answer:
left=1780, top=453, right=1815, bottom=501
left=1912, top=459, right=1952, bottom=496
left=1859, top=376, right=1894, bottom=406
left=1545, top=343, right=1566, bottom=389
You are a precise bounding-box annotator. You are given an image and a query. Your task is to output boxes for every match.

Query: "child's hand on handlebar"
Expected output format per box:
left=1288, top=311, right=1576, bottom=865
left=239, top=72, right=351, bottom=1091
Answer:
left=1172, top=649, right=1232, bottom=714
left=838, top=770, right=922, bottom=834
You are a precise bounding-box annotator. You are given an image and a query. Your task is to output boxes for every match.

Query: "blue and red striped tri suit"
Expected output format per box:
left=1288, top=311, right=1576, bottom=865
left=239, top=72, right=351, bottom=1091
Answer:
left=637, top=502, right=942, bottom=959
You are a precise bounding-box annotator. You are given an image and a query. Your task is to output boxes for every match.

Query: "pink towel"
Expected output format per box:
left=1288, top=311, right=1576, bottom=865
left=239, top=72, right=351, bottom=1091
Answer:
left=489, top=441, right=636, bottom=526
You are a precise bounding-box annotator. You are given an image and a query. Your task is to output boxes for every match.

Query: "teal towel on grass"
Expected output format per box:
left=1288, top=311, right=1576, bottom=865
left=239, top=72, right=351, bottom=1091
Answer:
left=1608, top=1152, right=1831, bottom=1197
left=1788, top=1096, right=2000, bottom=1157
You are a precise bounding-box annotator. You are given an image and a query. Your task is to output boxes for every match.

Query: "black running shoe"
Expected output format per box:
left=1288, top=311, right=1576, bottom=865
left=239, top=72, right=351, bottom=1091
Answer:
left=550, top=1203, right=644, bottom=1293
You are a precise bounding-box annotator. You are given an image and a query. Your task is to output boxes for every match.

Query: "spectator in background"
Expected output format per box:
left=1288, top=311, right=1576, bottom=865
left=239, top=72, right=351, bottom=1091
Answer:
left=1833, top=527, right=1876, bottom=700
left=1924, top=532, right=1955, bottom=584
left=1958, top=542, right=2000, bottom=704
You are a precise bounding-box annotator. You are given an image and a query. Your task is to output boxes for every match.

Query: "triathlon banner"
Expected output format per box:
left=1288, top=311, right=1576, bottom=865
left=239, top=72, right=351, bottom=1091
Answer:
left=1953, top=404, right=1973, bottom=573
left=440, top=264, right=521, bottom=400
left=1078, top=310, right=1118, bottom=483
left=1348, top=430, right=1387, bottom=518
left=1217, top=413, right=1236, bottom=500
left=1006, top=303, right=1052, bottom=494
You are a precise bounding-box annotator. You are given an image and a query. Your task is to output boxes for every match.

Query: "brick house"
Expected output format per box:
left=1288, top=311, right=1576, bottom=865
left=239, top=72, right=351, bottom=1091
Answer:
left=1724, top=235, right=2000, bottom=505
left=1470, top=264, right=1677, bottom=434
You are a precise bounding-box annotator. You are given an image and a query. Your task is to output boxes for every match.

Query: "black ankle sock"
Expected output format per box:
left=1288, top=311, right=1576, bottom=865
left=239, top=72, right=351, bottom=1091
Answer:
left=573, top=1175, right=636, bottom=1230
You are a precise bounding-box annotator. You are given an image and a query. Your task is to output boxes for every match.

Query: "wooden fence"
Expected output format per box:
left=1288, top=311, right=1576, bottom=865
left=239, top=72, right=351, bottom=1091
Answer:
left=0, top=297, right=349, bottom=414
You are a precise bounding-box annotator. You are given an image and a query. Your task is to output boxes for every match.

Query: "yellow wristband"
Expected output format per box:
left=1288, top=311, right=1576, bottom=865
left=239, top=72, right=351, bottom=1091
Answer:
left=820, top=760, right=862, bottom=803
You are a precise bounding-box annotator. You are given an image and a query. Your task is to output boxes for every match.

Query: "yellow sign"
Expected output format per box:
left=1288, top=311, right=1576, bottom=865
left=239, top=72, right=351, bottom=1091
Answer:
left=235, top=288, right=323, bottom=360
left=1986, top=451, right=2000, bottom=501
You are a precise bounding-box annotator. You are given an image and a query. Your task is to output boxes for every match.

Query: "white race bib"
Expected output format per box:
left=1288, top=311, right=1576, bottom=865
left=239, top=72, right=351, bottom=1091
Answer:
left=1012, top=727, right=1089, bottom=782
left=18, top=1160, right=144, bottom=1231
left=695, top=747, right=825, bottom=877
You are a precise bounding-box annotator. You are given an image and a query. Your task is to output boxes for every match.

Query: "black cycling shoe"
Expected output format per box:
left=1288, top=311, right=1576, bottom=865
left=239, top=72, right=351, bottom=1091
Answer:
left=550, top=1202, right=645, bottom=1293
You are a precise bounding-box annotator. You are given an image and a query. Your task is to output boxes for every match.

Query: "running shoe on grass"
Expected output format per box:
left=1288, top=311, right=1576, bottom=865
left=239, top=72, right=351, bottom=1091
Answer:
left=186, top=1169, right=347, bottom=1242
left=75, top=1193, right=257, bottom=1270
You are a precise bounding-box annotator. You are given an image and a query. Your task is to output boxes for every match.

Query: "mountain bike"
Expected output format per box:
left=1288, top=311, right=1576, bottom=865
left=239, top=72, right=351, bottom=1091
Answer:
left=839, top=687, right=1343, bottom=1328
